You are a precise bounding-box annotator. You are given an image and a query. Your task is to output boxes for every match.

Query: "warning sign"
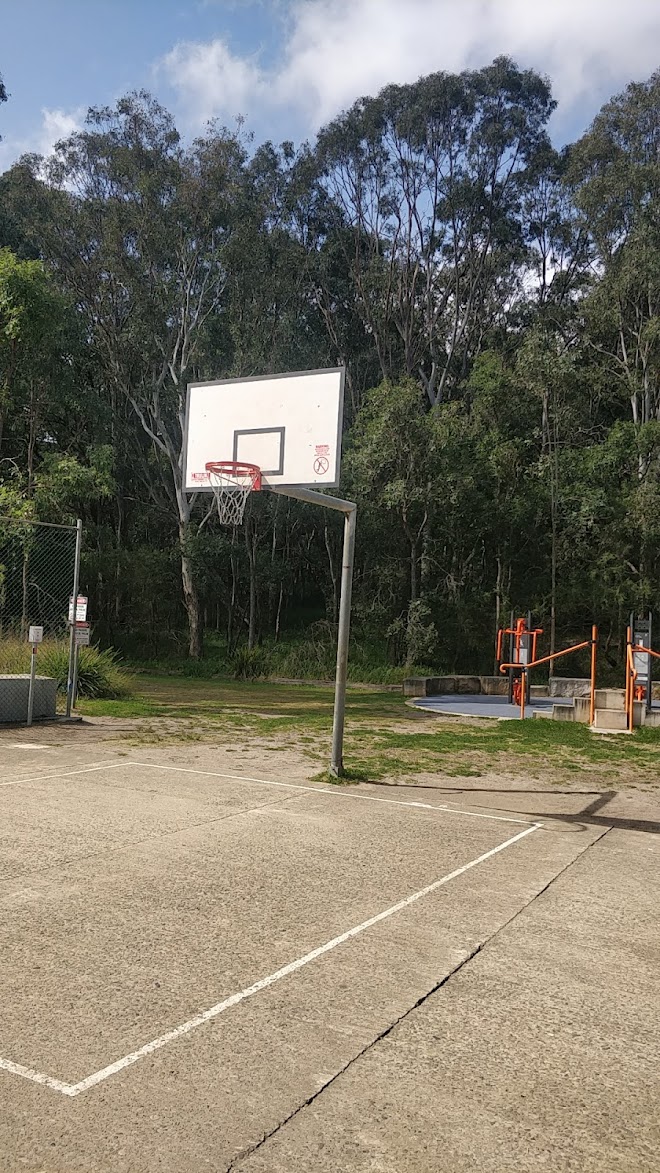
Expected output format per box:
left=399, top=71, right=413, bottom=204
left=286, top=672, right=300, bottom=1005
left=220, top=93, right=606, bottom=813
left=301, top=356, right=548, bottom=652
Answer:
left=69, top=595, right=88, bottom=623
left=74, top=622, right=91, bottom=647
left=314, top=444, right=330, bottom=476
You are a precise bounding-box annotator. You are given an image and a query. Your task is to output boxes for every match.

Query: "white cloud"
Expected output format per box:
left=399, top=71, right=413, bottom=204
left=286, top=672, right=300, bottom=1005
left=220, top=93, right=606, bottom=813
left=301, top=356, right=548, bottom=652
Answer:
left=160, top=0, right=660, bottom=139
left=35, top=108, right=85, bottom=156
left=0, top=106, right=84, bottom=173
left=160, top=40, right=263, bottom=128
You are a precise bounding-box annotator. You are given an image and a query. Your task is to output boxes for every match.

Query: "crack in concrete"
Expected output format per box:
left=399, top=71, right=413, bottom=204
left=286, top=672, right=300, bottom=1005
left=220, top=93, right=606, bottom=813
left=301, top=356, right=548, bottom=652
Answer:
left=225, top=825, right=611, bottom=1172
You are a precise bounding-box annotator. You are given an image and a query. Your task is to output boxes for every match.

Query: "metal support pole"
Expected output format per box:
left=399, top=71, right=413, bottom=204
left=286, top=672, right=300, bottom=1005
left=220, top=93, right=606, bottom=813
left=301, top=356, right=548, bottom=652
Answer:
left=648, top=611, right=653, bottom=712
left=71, top=641, right=80, bottom=713
left=27, top=643, right=37, bottom=727
left=589, top=625, right=597, bottom=727
left=625, top=625, right=633, bottom=732
left=330, top=506, right=357, bottom=775
left=66, top=518, right=83, bottom=718
left=270, top=486, right=357, bottom=777
left=507, top=609, right=514, bottom=704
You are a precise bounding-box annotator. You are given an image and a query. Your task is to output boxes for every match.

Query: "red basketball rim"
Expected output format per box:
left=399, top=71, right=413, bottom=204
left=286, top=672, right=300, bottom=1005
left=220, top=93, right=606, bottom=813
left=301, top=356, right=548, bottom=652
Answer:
left=205, top=461, right=262, bottom=490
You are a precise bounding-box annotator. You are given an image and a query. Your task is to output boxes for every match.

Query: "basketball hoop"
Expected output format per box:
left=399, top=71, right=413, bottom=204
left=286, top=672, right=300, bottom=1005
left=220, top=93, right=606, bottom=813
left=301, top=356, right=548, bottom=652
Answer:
left=205, top=461, right=262, bottom=526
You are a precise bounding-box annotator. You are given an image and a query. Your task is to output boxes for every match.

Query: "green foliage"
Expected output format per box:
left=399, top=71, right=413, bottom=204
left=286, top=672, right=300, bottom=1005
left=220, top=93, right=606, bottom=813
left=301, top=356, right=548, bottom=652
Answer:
left=0, top=638, right=131, bottom=699
left=42, top=643, right=132, bottom=699
left=125, top=633, right=438, bottom=685
left=0, top=63, right=658, bottom=684
left=231, top=645, right=271, bottom=680
left=401, top=600, right=439, bottom=667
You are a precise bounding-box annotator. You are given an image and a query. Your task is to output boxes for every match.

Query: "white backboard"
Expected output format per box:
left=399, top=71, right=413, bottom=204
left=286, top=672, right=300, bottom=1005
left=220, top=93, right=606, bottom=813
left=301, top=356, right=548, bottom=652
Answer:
left=184, top=368, right=345, bottom=492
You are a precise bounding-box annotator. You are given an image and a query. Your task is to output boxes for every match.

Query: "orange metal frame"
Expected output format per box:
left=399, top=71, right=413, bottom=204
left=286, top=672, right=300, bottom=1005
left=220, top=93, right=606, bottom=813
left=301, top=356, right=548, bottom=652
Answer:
left=624, top=626, right=660, bottom=732
left=498, top=626, right=598, bottom=723
left=496, top=618, right=543, bottom=708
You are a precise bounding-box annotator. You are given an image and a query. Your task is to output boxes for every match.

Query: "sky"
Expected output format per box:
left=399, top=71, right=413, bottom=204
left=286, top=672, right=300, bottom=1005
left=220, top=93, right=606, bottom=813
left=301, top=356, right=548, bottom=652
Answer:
left=1, top=0, right=659, bottom=171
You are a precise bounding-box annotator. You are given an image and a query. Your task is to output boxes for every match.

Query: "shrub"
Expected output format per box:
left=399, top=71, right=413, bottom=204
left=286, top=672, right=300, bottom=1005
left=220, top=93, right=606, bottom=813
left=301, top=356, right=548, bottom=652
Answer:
left=0, top=637, right=132, bottom=699
left=231, top=645, right=271, bottom=679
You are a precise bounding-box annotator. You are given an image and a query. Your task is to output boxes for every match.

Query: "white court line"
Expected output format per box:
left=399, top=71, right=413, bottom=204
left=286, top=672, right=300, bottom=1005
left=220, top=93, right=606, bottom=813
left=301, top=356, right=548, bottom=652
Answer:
left=9, top=743, right=53, bottom=750
left=123, top=761, right=533, bottom=826
left=0, top=1056, right=72, bottom=1096
left=0, top=761, right=126, bottom=789
left=0, top=824, right=538, bottom=1097
left=1, top=756, right=532, bottom=826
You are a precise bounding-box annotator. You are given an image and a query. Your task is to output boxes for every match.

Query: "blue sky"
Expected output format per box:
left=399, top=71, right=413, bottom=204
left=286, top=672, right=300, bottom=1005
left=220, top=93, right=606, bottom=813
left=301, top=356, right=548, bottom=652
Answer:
left=1, top=0, right=659, bottom=170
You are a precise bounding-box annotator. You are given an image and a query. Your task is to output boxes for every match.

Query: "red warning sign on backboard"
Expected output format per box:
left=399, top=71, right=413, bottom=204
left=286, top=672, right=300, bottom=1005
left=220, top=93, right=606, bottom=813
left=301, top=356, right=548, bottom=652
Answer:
left=314, top=444, right=330, bottom=475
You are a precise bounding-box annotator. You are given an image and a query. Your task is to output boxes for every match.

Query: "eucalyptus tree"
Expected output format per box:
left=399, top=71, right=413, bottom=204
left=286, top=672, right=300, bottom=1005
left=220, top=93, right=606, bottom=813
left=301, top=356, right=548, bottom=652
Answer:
left=0, top=70, right=6, bottom=133
left=569, top=70, right=660, bottom=437
left=0, top=248, right=80, bottom=482
left=314, top=57, right=556, bottom=405
left=518, top=146, right=591, bottom=326
left=23, top=92, right=246, bottom=657
left=222, top=139, right=333, bottom=378
left=568, top=71, right=660, bottom=608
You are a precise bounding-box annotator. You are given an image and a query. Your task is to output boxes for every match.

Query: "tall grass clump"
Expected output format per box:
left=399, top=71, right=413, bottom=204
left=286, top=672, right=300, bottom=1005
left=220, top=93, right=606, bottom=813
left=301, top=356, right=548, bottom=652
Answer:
left=0, top=637, right=132, bottom=699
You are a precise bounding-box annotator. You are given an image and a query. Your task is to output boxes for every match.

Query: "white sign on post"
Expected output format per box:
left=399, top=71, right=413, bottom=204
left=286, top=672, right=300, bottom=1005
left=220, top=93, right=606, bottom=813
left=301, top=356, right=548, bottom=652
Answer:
left=28, top=625, right=44, bottom=644
left=68, top=595, right=88, bottom=623
left=74, top=622, right=91, bottom=647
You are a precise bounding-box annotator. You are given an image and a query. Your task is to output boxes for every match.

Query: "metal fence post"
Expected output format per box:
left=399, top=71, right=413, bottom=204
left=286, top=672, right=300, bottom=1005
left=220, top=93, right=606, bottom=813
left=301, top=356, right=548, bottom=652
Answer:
left=26, top=642, right=37, bottom=726
left=66, top=518, right=83, bottom=718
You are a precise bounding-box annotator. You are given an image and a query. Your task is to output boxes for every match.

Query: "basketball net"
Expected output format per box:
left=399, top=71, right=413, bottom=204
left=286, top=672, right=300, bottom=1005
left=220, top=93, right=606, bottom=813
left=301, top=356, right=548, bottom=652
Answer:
left=205, top=461, right=262, bottom=526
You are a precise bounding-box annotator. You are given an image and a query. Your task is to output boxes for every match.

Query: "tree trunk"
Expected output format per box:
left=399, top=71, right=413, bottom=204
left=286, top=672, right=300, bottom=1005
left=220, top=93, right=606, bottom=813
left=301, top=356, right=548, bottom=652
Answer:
left=420, top=509, right=432, bottom=595
left=114, top=495, right=123, bottom=621
left=409, top=540, right=418, bottom=602
left=228, top=549, right=237, bottom=651
left=20, top=541, right=29, bottom=638
left=20, top=384, right=39, bottom=636
left=246, top=521, right=258, bottom=650
left=179, top=520, right=203, bottom=659
left=324, top=524, right=339, bottom=624
left=275, top=582, right=284, bottom=641
left=494, top=553, right=503, bottom=675
left=549, top=517, right=557, bottom=676
left=549, top=410, right=559, bottom=676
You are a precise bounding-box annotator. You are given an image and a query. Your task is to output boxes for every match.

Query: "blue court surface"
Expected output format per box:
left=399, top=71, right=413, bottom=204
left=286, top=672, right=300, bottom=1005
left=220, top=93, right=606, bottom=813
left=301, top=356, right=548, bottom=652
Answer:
left=411, top=694, right=574, bottom=720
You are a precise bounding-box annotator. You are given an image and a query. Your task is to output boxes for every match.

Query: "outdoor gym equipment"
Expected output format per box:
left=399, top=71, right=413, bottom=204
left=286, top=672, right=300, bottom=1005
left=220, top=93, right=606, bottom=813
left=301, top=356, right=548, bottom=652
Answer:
left=625, top=615, right=659, bottom=732
left=495, top=615, right=543, bottom=706
left=497, top=621, right=598, bottom=723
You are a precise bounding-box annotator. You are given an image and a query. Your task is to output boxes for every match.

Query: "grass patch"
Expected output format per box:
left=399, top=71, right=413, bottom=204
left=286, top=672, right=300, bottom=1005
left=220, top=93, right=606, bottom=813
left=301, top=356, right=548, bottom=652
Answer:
left=75, top=671, right=660, bottom=783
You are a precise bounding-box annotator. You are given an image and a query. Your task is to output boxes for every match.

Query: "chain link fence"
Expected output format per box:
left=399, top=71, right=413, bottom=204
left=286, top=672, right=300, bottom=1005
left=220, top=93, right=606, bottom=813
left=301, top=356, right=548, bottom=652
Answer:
left=0, top=516, right=81, bottom=723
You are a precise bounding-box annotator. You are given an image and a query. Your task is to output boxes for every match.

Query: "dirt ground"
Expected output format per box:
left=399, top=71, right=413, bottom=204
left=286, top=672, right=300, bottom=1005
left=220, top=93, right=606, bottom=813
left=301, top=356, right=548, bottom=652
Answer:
left=0, top=718, right=659, bottom=1171
left=57, top=708, right=660, bottom=790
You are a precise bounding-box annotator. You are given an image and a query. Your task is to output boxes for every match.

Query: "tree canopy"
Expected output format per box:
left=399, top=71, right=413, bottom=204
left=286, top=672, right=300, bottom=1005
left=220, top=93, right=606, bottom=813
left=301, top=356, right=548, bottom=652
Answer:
left=1, top=62, right=658, bottom=675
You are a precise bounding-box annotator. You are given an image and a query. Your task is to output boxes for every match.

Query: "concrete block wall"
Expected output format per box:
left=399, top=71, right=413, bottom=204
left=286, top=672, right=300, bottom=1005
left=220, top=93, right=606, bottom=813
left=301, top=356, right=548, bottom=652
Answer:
left=403, top=674, right=508, bottom=698
left=0, top=675, right=58, bottom=723
left=548, top=677, right=591, bottom=698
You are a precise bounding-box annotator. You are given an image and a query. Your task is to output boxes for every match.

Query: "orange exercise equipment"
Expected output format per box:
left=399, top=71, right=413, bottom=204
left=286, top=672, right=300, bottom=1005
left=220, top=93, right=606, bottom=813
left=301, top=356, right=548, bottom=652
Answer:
left=497, top=618, right=598, bottom=723
left=496, top=615, right=543, bottom=708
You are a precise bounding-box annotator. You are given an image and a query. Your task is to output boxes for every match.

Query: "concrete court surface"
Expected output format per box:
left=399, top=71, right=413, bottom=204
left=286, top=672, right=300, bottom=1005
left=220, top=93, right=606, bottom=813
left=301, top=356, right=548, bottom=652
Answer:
left=0, top=737, right=658, bottom=1172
